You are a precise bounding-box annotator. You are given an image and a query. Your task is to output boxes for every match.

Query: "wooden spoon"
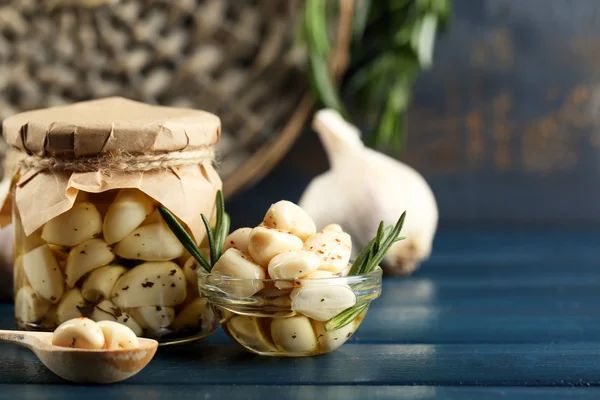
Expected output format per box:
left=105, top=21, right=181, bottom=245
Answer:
left=0, top=330, right=158, bottom=384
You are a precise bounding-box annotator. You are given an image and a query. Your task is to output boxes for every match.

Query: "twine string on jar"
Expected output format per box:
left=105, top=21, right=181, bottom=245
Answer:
left=13, top=147, right=215, bottom=173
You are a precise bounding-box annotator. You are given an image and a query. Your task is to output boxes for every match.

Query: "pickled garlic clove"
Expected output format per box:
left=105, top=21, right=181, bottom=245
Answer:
left=15, top=286, right=51, bottom=324
left=312, top=319, right=355, bottom=352
left=227, top=315, right=277, bottom=353
left=290, top=284, right=356, bottom=321
left=211, top=248, right=265, bottom=298
left=90, top=300, right=143, bottom=336
left=41, top=202, right=102, bottom=246
left=172, top=297, right=214, bottom=333
left=114, top=222, right=184, bottom=261
left=56, top=288, right=86, bottom=325
left=303, top=270, right=337, bottom=280
left=303, top=230, right=351, bottom=274
left=111, top=262, right=187, bottom=308
left=323, top=224, right=343, bottom=232
left=52, top=318, right=105, bottom=350
left=183, top=250, right=210, bottom=293
left=81, top=265, right=128, bottom=303
left=247, top=226, right=303, bottom=268
left=267, top=250, right=320, bottom=280
left=262, top=201, right=316, bottom=241
left=128, top=306, right=175, bottom=332
left=271, top=316, right=318, bottom=353
left=22, top=245, right=64, bottom=303
left=223, top=227, right=252, bottom=254
left=65, top=239, right=115, bottom=287
left=103, top=189, right=155, bottom=244
left=97, top=320, right=140, bottom=350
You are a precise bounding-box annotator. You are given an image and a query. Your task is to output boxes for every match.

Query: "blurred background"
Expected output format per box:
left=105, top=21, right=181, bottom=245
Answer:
left=0, top=0, right=598, bottom=231
left=228, top=0, right=600, bottom=230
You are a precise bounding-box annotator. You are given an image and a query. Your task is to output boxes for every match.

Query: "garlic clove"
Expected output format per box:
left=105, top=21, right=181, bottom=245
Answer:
left=48, top=244, right=70, bottom=262
left=52, top=318, right=105, bottom=350
left=90, top=300, right=143, bottom=336
left=339, top=263, right=352, bottom=277
left=323, top=224, right=343, bottom=232
left=223, top=227, right=252, bottom=254
left=114, top=222, right=185, bottom=261
left=111, top=261, right=187, bottom=308
left=303, top=270, right=338, bottom=280
left=262, top=200, right=316, bottom=241
left=299, top=109, right=438, bottom=276
left=303, top=230, right=351, bottom=274
left=290, top=284, right=356, bottom=321
left=22, top=245, right=64, bottom=303
left=128, top=305, right=175, bottom=332
left=248, top=226, right=303, bottom=268
left=182, top=249, right=210, bottom=293
left=312, top=319, right=355, bottom=352
left=56, top=288, right=86, bottom=325
left=81, top=265, right=128, bottom=303
left=271, top=316, right=318, bottom=353
left=171, top=297, right=214, bottom=333
left=96, top=320, right=140, bottom=349
left=15, top=286, right=51, bottom=324
left=211, top=248, right=265, bottom=298
left=267, top=250, right=320, bottom=280
left=41, top=202, right=102, bottom=246
left=227, top=315, right=277, bottom=353
left=103, top=189, right=155, bottom=244
left=65, top=239, right=115, bottom=287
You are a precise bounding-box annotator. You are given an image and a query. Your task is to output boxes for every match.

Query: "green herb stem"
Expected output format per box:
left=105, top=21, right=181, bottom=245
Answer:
left=159, top=189, right=229, bottom=272
left=327, top=211, right=407, bottom=331
left=158, top=207, right=211, bottom=272
left=301, top=0, right=452, bottom=152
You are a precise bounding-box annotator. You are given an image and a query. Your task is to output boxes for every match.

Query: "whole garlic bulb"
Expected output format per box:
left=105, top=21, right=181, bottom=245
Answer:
left=298, top=109, right=438, bottom=276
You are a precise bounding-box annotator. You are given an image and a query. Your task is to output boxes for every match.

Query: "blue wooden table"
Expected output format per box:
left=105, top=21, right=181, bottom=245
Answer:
left=2, top=229, right=600, bottom=399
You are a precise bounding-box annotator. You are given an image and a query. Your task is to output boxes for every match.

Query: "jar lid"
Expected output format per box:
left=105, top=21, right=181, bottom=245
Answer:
left=2, top=97, right=221, bottom=157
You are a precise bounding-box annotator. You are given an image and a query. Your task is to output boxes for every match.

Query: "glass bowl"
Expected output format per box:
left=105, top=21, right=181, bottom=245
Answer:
left=197, top=266, right=382, bottom=357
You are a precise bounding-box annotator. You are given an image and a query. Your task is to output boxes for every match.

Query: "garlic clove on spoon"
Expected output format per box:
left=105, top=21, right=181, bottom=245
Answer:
left=299, top=109, right=438, bottom=276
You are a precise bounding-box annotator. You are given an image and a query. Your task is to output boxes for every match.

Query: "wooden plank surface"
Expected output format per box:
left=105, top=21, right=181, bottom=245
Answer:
left=1, top=229, right=600, bottom=398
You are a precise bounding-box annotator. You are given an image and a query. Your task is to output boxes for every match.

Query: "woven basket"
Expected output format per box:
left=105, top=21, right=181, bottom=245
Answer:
left=0, top=0, right=353, bottom=198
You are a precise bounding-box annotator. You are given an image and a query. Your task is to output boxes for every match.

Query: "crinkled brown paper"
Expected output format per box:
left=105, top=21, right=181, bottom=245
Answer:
left=1, top=97, right=222, bottom=242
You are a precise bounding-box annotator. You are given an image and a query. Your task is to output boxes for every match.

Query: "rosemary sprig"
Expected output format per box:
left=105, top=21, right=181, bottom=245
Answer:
left=301, top=0, right=452, bottom=153
left=159, top=190, right=230, bottom=272
left=325, top=212, right=407, bottom=331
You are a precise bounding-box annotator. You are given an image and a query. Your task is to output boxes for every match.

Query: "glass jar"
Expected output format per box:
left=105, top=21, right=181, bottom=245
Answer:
left=198, top=266, right=382, bottom=357
left=4, top=97, right=222, bottom=344
left=13, top=188, right=217, bottom=343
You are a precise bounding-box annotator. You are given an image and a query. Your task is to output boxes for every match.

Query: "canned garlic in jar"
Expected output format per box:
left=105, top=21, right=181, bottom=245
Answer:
left=3, top=97, right=221, bottom=344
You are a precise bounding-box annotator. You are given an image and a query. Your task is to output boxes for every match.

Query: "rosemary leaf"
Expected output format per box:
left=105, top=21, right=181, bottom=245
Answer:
left=352, top=0, right=371, bottom=42
left=301, top=0, right=452, bottom=152
left=158, top=207, right=211, bottom=272
left=327, top=212, right=407, bottom=330
left=214, top=190, right=225, bottom=258
left=325, top=304, right=368, bottom=332
left=201, top=214, right=217, bottom=266
left=304, top=0, right=330, bottom=56
left=365, top=212, right=407, bottom=273
left=348, top=239, right=375, bottom=276
left=218, top=212, right=231, bottom=259
left=307, top=54, right=347, bottom=117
